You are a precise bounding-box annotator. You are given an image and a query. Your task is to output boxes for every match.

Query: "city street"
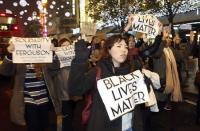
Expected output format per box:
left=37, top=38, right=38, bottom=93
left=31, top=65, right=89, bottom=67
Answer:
left=1, top=75, right=200, bottom=131
left=0, top=0, right=199, bottom=131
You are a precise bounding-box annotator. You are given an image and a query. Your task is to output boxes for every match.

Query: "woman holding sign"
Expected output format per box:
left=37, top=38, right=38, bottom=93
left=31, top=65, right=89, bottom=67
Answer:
left=68, top=34, right=150, bottom=131
left=53, top=38, right=83, bottom=131
left=0, top=40, right=60, bottom=131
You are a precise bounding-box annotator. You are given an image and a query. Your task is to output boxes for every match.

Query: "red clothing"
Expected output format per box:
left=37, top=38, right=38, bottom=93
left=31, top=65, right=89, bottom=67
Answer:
left=128, top=47, right=139, bottom=57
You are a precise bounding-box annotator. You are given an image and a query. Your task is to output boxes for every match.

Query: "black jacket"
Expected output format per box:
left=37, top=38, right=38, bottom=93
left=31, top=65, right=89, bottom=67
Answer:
left=68, top=58, right=144, bottom=131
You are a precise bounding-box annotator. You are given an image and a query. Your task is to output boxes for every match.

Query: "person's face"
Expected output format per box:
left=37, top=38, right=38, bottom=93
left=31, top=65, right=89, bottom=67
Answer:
left=61, top=41, right=70, bottom=47
left=100, top=40, right=105, bottom=48
left=166, top=37, right=172, bottom=46
left=92, top=37, right=100, bottom=45
left=109, top=40, right=128, bottom=67
left=128, top=36, right=135, bottom=48
left=175, top=38, right=181, bottom=44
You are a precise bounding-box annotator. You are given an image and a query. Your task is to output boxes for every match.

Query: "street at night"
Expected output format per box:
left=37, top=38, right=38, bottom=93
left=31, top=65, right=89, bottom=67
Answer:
left=0, top=0, right=200, bottom=131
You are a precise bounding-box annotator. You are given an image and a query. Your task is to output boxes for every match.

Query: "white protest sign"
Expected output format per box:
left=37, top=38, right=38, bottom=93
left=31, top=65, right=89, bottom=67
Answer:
left=132, top=14, right=162, bottom=37
left=81, top=22, right=97, bottom=36
left=55, top=45, right=75, bottom=68
left=97, top=70, right=149, bottom=121
left=12, top=37, right=52, bottom=63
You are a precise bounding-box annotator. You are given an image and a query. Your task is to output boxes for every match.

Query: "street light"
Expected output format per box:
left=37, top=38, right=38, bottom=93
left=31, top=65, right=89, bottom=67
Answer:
left=40, top=0, right=48, bottom=37
left=42, top=0, right=48, bottom=5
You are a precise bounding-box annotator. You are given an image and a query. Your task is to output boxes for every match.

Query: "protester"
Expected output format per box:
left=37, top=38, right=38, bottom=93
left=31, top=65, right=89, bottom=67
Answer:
left=86, top=36, right=102, bottom=67
left=51, top=38, right=59, bottom=47
left=172, top=33, right=189, bottom=85
left=68, top=34, right=140, bottom=131
left=53, top=37, right=81, bottom=131
left=123, top=14, right=163, bottom=131
left=0, top=40, right=60, bottom=131
left=151, top=28, right=182, bottom=131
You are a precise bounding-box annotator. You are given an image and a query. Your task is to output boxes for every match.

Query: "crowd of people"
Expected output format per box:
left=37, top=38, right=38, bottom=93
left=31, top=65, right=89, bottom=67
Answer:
left=0, top=15, right=199, bottom=131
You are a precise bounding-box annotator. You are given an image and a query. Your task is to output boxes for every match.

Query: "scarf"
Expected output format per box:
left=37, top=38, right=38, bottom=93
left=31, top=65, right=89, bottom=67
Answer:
left=163, top=47, right=182, bottom=102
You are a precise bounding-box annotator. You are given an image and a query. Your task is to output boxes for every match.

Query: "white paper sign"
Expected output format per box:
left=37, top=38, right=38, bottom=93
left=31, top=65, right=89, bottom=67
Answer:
left=132, top=14, right=162, bottom=37
left=55, top=45, right=75, bottom=68
left=81, top=22, right=97, bottom=36
left=12, top=37, right=52, bottom=63
left=97, top=70, right=149, bottom=121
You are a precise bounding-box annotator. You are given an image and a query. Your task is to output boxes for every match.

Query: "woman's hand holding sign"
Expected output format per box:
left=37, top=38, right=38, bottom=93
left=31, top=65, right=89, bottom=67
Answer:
left=74, top=39, right=90, bottom=63
left=124, top=14, right=135, bottom=32
left=7, top=41, right=15, bottom=53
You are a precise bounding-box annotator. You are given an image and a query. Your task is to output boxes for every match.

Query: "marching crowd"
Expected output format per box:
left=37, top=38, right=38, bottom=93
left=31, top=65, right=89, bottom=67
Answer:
left=0, top=15, right=199, bottom=131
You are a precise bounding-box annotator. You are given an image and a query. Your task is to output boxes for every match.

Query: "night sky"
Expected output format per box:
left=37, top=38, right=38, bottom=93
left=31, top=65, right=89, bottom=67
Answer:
left=0, top=0, right=65, bottom=26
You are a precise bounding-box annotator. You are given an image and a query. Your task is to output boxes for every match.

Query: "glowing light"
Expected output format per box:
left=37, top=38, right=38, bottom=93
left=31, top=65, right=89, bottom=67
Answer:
left=19, top=0, right=28, bottom=7
left=27, top=17, right=32, bottom=21
left=5, top=9, right=12, bottom=14
left=48, top=22, right=53, bottom=26
left=61, top=5, right=64, bottom=8
left=13, top=2, right=18, bottom=7
left=13, top=25, right=18, bottom=30
left=37, top=3, right=43, bottom=11
left=50, top=5, right=54, bottom=9
left=24, top=22, right=28, bottom=25
left=52, top=1, right=56, bottom=5
left=65, top=12, right=70, bottom=17
left=0, top=1, right=3, bottom=4
left=41, top=0, right=48, bottom=4
left=20, top=11, right=24, bottom=15
left=8, top=17, right=13, bottom=24
left=36, top=1, right=41, bottom=5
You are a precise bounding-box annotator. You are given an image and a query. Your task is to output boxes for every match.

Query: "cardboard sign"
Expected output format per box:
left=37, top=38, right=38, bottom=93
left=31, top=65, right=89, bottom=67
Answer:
left=97, top=70, right=149, bottom=121
left=132, top=14, right=162, bottom=37
left=81, top=22, right=97, bottom=36
left=12, top=37, right=52, bottom=63
left=55, top=45, right=75, bottom=68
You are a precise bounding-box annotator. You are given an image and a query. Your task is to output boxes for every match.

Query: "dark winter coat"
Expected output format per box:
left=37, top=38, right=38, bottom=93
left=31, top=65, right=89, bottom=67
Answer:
left=68, top=58, right=144, bottom=131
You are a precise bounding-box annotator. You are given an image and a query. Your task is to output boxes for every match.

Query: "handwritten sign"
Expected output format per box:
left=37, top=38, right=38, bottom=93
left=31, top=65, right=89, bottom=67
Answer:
left=97, top=70, right=149, bottom=120
left=12, top=37, right=52, bottom=63
left=55, top=45, right=75, bottom=68
left=81, top=22, right=97, bottom=36
left=132, top=14, right=162, bottom=37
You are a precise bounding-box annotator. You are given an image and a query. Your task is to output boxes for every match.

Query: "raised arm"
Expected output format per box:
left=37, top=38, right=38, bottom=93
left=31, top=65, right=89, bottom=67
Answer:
left=68, top=39, right=96, bottom=96
left=123, top=14, right=134, bottom=33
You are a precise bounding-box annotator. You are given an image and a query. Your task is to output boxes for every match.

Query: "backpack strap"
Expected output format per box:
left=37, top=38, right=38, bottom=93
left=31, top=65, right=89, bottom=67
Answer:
left=96, top=66, right=101, bottom=82
left=81, top=66, right=101, bottom=125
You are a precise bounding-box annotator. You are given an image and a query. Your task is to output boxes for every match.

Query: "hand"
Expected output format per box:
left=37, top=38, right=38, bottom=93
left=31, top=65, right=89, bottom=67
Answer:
left=50, top=43, right=56, bottom=51
left=123, top=14, right=134, bottom=32
left=74, top=39, right=90, bottom=62
left=162, top=27, right=170, bottom=40
left=7, top=42, right=15, bottom=53
left=127, top=14, right=134, bottom=25
left=157, top=21, right=163, bottom=35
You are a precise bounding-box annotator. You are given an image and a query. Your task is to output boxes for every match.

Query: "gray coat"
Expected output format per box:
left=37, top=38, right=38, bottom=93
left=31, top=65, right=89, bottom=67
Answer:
left=53, top=66, right=71, bottom=101
left=0, top=58, right=61, bottom=125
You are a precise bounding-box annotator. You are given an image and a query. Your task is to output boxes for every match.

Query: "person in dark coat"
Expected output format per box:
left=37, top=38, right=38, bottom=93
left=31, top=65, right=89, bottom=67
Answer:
left=68, top=34, right=147, bottom=131
left=0, top=40, right=60, bottom=131
left=53, top=38, right=78, bottom=131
